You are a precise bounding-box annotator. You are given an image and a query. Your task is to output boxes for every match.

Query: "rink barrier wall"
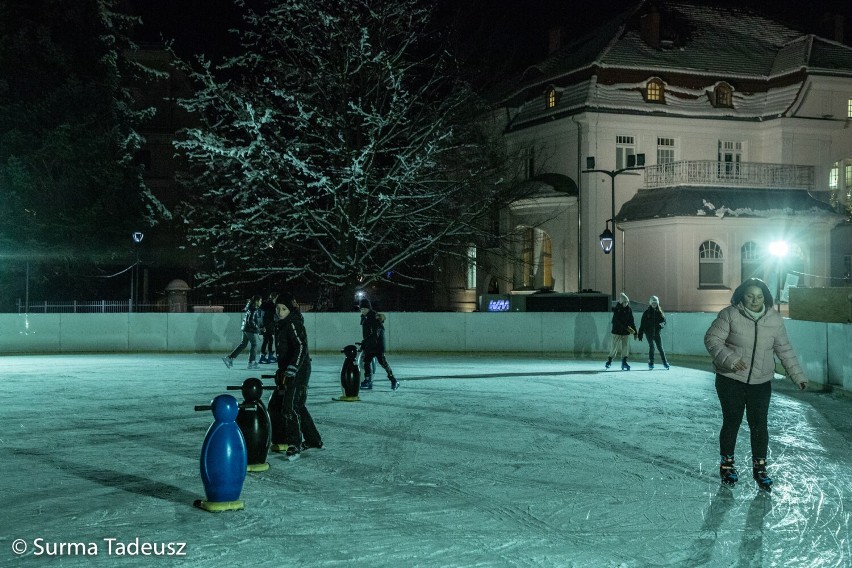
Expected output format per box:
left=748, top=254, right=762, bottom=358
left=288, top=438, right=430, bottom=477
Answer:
left=0, top=312, right=848, bottom=390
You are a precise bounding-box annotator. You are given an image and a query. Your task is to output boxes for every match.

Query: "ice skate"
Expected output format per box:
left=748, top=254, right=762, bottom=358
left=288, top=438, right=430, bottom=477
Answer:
left=648, top=362, right=654, bottom=370
left=259, top=354, right=268, bottom=364
left=605, top=357, right=612, bottom=369
left=390, top=377, right=400, bottom=391
left=621, top=358, right=630, bottom=371
left=360, top=377, right=373, bottom=390
left=222, top=356, right=233, bottom=369
left=753, top=458, right=773, bottom=492
left=720, top=455, right=739, bottom=487
left=663, top=361, right=670, bottom=370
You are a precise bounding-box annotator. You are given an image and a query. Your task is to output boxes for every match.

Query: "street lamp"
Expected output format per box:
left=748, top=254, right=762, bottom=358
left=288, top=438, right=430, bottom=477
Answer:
left=768, top=240, right=788, bottom=312
left=599, top=219, right=614, bottom=253
left=131, top=231, right=144, bottom=312
left=583, top=154, right=645, bottom=302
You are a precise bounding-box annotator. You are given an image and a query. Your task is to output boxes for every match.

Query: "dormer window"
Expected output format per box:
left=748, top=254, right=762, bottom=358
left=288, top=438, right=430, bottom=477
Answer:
left=545, top=86, right=558, bottom=109
left=714, top=84, right=733, bottom=108
left=645, top=79, right=665, bottom=103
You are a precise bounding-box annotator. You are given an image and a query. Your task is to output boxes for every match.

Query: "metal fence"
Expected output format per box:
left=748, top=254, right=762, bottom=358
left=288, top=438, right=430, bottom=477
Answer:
left=16, top=299, right=248, bottom=314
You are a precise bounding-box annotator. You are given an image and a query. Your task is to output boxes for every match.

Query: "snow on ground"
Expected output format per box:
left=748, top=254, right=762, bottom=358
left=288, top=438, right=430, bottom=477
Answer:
left=0, top=353, right=850, bottom=568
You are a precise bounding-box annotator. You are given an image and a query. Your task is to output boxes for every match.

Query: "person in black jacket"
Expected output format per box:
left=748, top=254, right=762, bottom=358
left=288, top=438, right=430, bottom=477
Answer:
left=358, top=298, right=399, bottom=391
left=222, top=295, right=262, bottom=370
left=271, top=291, right=322, bottom=458
left=605, top=293, right=636, bottom=371
left=258, top=293, right=277, bottom=364
left=637, top=295, right=669, bottom=370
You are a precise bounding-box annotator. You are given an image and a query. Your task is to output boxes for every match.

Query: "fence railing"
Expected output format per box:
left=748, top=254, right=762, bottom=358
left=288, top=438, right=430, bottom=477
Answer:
left=16, top=300, right=248, bottom=314
left=644, top=160, right=815, bottom=190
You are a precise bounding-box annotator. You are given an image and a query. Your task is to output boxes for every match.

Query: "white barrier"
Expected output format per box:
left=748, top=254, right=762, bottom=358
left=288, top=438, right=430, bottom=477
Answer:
left=0, top=312, right=847, bottom=390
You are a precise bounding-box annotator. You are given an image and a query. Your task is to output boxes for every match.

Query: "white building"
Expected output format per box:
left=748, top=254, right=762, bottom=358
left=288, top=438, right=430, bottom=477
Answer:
left=475, top=0, right=852, bottom=313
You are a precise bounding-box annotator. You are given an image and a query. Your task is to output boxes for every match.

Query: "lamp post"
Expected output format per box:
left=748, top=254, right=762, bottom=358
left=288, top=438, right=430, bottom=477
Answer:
left=131, top=231, right=144, bottom=312
left=583, top=155, right=645, bottom=302
left=768, top=240, right=788, bottom=312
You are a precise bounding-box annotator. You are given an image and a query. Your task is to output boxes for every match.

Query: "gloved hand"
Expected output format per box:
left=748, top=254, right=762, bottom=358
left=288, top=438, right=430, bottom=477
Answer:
left=798, top=381, right=808, bottom=391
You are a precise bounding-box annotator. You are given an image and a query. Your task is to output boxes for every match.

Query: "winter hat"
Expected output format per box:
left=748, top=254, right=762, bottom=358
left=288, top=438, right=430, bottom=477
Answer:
left=275, top=291, right=298, bottom=310
left=619, top=293, right=630, bottom=305
left=358, top=298, right=372, bottom=310
left=649, top=295, right=659, bottom=304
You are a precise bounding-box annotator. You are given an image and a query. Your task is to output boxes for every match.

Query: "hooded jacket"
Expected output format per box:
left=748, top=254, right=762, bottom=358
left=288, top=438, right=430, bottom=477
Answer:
left=704, top=303, right=806, bottom=386
left=275, top=310, right=309, bottom=379
left=240, top=302, right=262, bottom=333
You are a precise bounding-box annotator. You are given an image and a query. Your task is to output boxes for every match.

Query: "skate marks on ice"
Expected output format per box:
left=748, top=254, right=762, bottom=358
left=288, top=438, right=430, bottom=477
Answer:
left=679, top=393, right=852, bottom=568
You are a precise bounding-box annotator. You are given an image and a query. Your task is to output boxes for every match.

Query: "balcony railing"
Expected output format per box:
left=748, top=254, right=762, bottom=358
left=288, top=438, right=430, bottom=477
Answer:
left=644, top=161, right=814, bottom=190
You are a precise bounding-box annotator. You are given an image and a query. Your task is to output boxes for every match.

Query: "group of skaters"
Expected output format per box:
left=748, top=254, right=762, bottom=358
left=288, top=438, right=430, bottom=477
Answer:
left=606, top=278, right=809, bottom=492
left=222, top=291, right=399, bottom=459
left=221, top=293, right=279, bottom=370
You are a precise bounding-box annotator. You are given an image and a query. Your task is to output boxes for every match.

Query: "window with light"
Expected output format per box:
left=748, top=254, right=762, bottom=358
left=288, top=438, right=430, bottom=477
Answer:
left=646, top=79, right=664, bottom=102
left=466, top=245, right=477, bottom=290
left=546, top=87, right=557, bottom=109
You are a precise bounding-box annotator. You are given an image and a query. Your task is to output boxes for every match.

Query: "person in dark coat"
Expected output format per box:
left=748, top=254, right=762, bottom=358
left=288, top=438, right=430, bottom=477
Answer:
left=259, top=293, right=277, bottom=364
left=637, top=295, right=669, bottom=370
left=606, top=293, right=636, bottom=371
left=358, top=298, right=399, bottom=391
left=270, top=291, right=322, bottom=458
left=222, top=295, right=263, bottom=370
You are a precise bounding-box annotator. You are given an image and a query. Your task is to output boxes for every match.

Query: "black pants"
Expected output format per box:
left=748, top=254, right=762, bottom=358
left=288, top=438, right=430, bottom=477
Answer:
left=646, top=335, right=667, bottom=365
left=260, top=331, right=275, bottom=355
left=274, top=361, right=321, bottom=448
left=715, top=374, right=772, bottom=459
left=363, top=352, right=393, bottom=380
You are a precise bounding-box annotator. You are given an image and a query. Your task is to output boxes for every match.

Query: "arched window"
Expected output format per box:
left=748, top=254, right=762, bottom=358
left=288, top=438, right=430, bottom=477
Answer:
left=646, top=79, right=665, bottom=103
left=699, top=240, right=724, bottom=287
left=545, top=86, right=557, bottom=109
left=714, top=84, right=733, bottom=107
left=741, top=241, right=763, bottom=281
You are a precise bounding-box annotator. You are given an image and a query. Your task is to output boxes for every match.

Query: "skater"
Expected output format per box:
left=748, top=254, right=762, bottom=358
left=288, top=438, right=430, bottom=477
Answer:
left=637, top=295, right=669, bottom=370
left=222, top=295, right=263, bottom=370
left=358, top=298, right=399, bottom=390
left=605, top=293, right=635, bottom=371
left=273, top=291, right=322, bottom=458
left=259, top=292, right=277, bottom=364
left=704, top=278, right=808, bottom=491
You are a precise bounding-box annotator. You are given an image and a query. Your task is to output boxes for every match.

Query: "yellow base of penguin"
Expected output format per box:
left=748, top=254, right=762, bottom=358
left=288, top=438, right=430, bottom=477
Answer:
left=193, top=499, right=244, bottom=512
left=247, top=462, right=270, bottom=472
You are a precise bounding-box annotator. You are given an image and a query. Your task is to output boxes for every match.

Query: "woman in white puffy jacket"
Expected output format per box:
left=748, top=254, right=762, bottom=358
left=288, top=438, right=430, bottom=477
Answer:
left=704, top=278, right=808, bottom=491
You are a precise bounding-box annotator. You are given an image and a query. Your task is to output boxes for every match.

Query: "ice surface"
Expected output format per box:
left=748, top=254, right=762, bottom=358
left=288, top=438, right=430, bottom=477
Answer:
left=0, top=354, right=850, bottom=567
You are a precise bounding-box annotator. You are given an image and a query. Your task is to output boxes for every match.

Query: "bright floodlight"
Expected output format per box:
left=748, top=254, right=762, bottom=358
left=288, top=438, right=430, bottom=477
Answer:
left=768, top=240, right=788, bottom=258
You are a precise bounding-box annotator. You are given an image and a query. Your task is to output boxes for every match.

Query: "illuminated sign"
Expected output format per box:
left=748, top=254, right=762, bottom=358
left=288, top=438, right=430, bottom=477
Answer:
left=487, top=299, right=510, bottom=312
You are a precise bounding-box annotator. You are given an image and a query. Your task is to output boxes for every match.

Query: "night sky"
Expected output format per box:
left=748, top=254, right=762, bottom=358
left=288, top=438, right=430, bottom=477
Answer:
left=130, top=0, right=852, bottom=67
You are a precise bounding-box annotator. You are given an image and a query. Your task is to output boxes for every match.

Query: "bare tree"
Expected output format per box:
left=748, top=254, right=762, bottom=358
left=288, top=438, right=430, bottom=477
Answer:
left=163, top=0, right=522, bottom=308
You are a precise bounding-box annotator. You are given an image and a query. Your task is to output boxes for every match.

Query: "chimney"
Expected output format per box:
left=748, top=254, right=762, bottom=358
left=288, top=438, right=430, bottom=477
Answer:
left=548, top=26, right=564, bottom=53
left=833, top=15, right=845, bottom=44
left=640, top=6, right=661, bottom=49
left=821, top=13, right=846, bottom=44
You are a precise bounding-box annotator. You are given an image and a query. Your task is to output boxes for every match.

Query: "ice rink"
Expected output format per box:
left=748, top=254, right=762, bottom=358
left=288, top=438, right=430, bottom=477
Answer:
left=0, top=353, right=850, bottom=567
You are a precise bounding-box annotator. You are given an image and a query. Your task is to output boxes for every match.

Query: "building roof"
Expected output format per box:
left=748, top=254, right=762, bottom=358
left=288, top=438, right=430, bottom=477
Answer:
left=617, top=186, right=840, bottom=222
left=505, top=1, right=852, bottom=128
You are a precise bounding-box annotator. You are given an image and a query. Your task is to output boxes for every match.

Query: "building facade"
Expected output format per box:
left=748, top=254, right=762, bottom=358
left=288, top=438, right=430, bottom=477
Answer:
left=474, top=0, right=851, bottom=313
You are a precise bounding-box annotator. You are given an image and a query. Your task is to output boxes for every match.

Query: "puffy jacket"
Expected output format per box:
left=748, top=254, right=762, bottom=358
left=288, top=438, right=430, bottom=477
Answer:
left=638, top=307, right=665, bottom=341
left=704, top=304, right=806, bottom=386
left=240, top=303, right=262, bottom=333
left=275, top=310, right=309, bottom=379
left=611, top=303, right=636, bottom=336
